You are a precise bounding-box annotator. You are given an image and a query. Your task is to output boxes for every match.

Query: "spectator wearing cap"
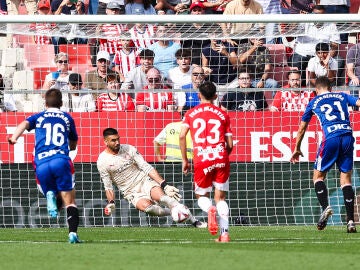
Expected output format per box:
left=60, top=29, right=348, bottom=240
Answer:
left=125, top=0, right=156, bottom=15
left=51, top=0, right=87, bottom=54
left=181, top=2, right=211, bottom=66
left=96, top=0, right=127, bottom=69
left=29, top=0, right=54, bottom=45
left=85, top=50, right=117, bottom=98
left=61, top=73, right=96, bottom=112
left=97, top=0, right=124, bottom=14
left=96, top=74, right=135, bottom=111
left=307, top=42, right=338, bottom=87
left=121, top=49, right=155, bottom=97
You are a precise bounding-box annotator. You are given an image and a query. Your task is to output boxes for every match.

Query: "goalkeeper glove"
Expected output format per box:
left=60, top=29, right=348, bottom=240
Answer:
left=104, top=200, right=115, bottom=216
left=163, top=183, right=182, bottom=201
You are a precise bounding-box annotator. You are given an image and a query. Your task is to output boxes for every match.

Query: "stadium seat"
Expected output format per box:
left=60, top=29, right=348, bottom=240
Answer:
left=32, top=67, right=57, bottom=89
left=59, top=44, right=92, bottom=66
left=265, top=44, right=288, bottom=67
left=23, top=44, right=56, bottom=68
left=338, top=43, right=355, bottom=59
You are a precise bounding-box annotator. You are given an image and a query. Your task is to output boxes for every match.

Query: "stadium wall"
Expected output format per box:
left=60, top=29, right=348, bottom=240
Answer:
left=3, top=112, right=360, bottom=163
left=1, top=162, right=360, bottom=228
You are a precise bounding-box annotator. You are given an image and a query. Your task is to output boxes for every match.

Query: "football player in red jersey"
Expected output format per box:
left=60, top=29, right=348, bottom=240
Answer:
left=179, top=81, right=233, bottom=242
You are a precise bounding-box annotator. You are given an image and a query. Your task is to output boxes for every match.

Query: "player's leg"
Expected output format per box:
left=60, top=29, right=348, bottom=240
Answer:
left=34, top=162, right=58, bottom=218
left=313, top=138, right=338, bottom=230
left=212, top=164, right=231, bottom=242
left=192, top=165, right=217, bottom=231
left=213, top=182, right=230, bottom=242
left=135, top=196, right=171, bottom=216
left=149, top=184, right=205, bottom=226
left=338, top=135, right=356, bottom=233
left=52, top=159, right=81, bottom=243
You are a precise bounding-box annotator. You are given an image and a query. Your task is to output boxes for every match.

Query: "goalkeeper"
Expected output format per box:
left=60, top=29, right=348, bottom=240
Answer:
left=97, top=127, right=206, bottom=228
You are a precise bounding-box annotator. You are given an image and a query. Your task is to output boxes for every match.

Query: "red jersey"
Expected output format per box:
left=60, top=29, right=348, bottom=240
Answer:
left=129, top=24, right=156, bottom=51
left=182, top=103, right=232, bottom=164
left=98, top=24, right=128, bottom=55
left=29, top=22, right=55, bottom=45
left=136, top=85, right=174, bottom=111
left=96, top=93, right=135, bottom=112
left=113, top=49, right=140, bottom=78
left=271, top=85, right=315, bottom=112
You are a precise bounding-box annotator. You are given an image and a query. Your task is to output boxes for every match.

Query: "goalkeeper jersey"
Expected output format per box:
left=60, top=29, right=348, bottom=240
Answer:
left=97, top=144, right=154, bottom=198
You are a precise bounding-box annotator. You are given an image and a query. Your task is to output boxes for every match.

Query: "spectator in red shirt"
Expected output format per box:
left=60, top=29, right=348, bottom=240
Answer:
left=269, top=70, right=314, bottom=112
left=96, top=74, right=135, bottom=112
left=136, top=67, right=175, bottom=112
left=29, top=0, right=55, bottom=45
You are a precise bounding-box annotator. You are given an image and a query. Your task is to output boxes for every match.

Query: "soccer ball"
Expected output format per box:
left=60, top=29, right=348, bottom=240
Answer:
left=171, top=204, right=190, bottom=223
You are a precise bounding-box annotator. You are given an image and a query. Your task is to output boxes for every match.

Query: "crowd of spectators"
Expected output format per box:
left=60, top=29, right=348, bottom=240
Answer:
left=0, top=0, right=359, bottom=113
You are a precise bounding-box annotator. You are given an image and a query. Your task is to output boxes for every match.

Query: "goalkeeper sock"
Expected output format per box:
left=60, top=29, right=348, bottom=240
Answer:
left=314, top=180, right=328, bottom=210
left=216, top=200, right=229, bottom=234
left=144, top=205, right=171, bottom=216
left=66, top=205, right=79, bottom=233
left=159, top=195, right=178, bottom=209
left=342, top=184, right=355, bottom=222
left=197, top=196, right=212, bottom=213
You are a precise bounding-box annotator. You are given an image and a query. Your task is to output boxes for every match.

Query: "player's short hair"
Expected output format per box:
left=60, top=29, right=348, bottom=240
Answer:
left=199, top=81, right=216, bottom=100
left=103, top=128, right=118, bottom=138
left=315, top=76, right=331, bottom=90
left=175, top=48, right=192, bottom=59
left=45, top=88, right=62, bottom=108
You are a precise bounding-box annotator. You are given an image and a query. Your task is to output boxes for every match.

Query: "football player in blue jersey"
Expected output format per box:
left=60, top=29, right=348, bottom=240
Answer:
left=291, top=76, right=360, bottom=233
left=8, top=89, right=81, bottom=243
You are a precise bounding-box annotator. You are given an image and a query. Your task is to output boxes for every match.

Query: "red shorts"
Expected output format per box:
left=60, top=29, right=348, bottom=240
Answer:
left=193, top=160, right=230, bottom=195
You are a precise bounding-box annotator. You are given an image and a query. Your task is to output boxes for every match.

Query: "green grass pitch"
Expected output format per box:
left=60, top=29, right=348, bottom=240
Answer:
left=0, top=226, right=358, bottom=270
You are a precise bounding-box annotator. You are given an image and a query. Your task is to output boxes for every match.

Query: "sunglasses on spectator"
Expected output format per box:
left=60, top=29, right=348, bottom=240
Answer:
left=147, top=77, right=160, bottom=83
left=192, top=73, right=204, bottom=76
left=57, top=60, right=68, bottom=64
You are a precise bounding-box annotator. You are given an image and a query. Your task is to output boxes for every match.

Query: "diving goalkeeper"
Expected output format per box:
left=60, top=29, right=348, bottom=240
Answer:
left=97, top=127, right=206, bottom=228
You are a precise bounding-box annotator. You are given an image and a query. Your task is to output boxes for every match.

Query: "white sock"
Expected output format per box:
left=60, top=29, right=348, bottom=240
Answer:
left=197, top=196, right=212, bottom=213
left=159, top=195, right=178, bottom=209
left=144, top=205, right=171, bottom=216
left=216, top=200, right=229, bottom=235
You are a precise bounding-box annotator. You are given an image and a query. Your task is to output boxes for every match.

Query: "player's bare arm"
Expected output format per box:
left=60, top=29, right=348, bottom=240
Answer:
left=225, top=134, right=233, bottom=155
left=69, top=140, right=77, bottom=151
left=148, top=168, right=181, bottom=201
left=356, top=99, right=360, bottom=107
left=8, top=120, right=30, bottom=144
left=290, top=121, right=309, bottom=163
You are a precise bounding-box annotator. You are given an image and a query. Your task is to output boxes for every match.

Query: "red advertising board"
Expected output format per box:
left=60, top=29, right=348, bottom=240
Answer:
left=2, top=111, right=360, bottom=163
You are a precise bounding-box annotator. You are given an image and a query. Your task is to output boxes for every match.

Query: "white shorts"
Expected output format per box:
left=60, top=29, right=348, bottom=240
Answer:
left=124, top=178, right=160, bottom=207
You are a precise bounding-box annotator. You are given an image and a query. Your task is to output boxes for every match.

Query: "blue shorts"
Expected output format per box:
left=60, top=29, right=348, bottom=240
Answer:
left=314, top=134, right=354, bottom=173
left=35, top=157, right=75, bottom=196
